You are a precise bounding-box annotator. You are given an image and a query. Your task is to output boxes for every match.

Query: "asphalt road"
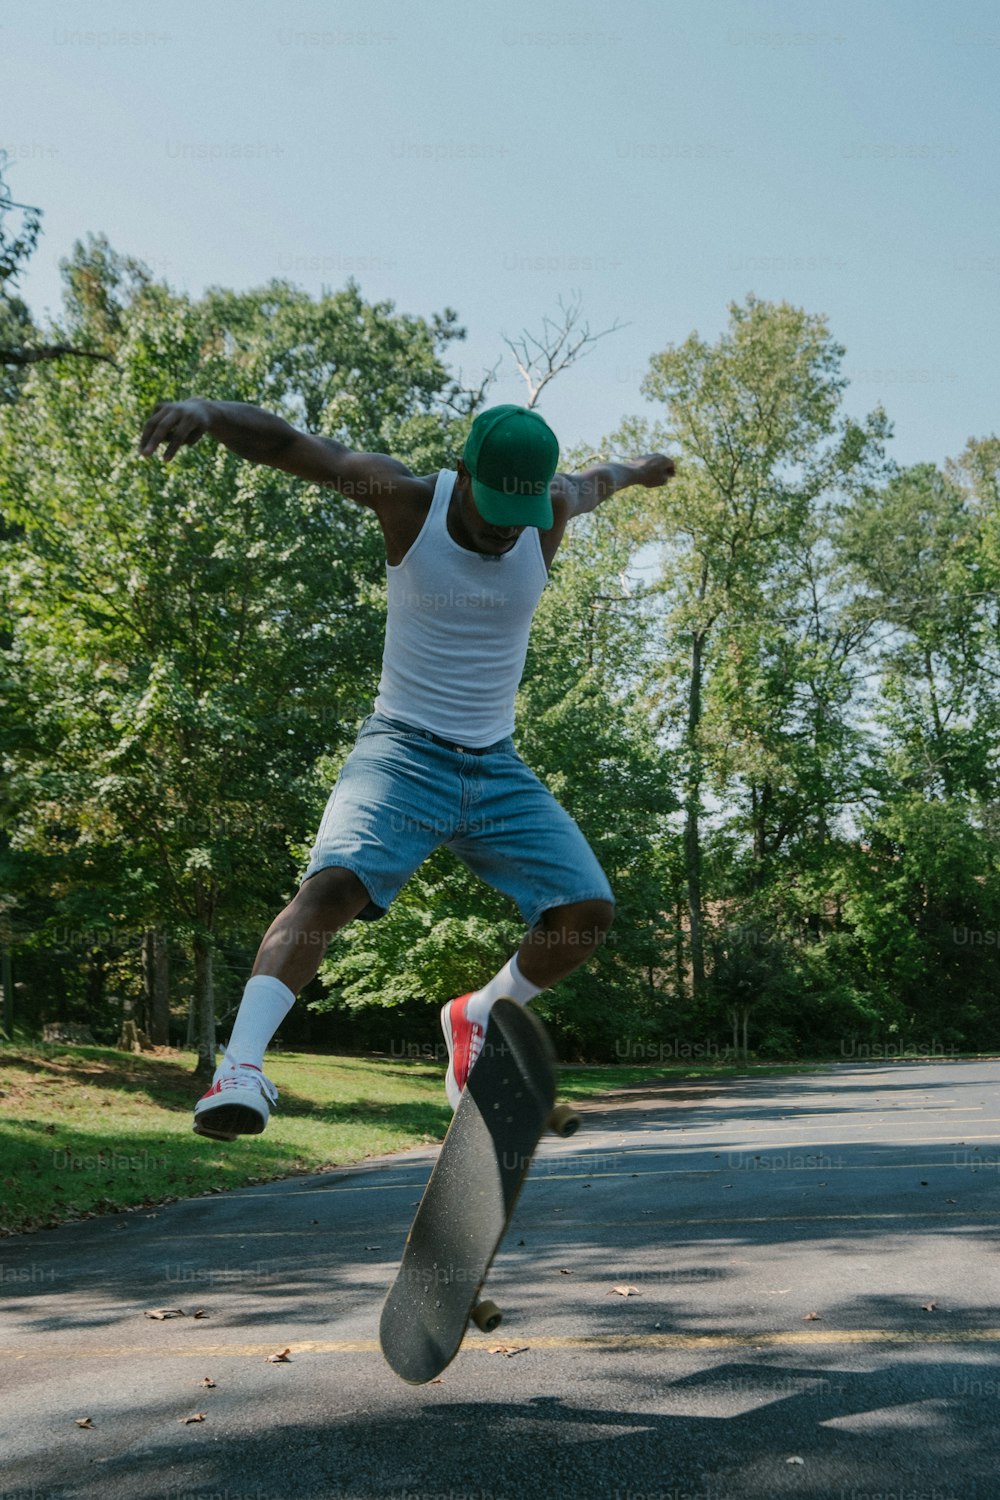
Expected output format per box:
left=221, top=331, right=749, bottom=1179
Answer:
left=3, top=1059, right=1000, bottom=1500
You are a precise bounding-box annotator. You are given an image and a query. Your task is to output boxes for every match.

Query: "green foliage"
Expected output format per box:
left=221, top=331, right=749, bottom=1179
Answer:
left=3, top=239, right=998, bottom=1062
left=0, top=246, right=468, bottom=1057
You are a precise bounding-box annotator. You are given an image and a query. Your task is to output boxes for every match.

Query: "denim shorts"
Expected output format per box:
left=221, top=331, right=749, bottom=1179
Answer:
left=302, top=713, right=614, bottom=927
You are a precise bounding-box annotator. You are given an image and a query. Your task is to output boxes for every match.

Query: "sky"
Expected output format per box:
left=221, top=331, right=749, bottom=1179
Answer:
left=3, top=0, right=999, bottom=468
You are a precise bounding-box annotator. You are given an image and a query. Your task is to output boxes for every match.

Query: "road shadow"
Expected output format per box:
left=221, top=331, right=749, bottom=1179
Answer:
left=0, top=1351, right=992, bottom=1499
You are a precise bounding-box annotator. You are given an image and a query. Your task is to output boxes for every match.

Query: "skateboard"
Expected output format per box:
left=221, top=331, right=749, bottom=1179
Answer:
left=379, top=998, right=580, bottom=1384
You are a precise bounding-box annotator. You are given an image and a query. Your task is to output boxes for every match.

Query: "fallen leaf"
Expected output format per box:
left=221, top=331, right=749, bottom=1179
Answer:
left=145, top=1308, right=185, bottom=1320
left=802, top=1311, right=822, bottom=1321
left=75, top=1416, right=94, bottom=1429
left=266, top=1347, right=292, bottom=1363
left=180, top=1412, right=206, bottom=1424
left=608, top=1285, right=640, bottom=1298
left=489, top=1344, right=528, bottom=1358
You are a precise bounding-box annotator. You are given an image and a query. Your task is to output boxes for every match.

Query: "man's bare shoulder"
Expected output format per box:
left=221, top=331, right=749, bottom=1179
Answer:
left=377, top=470, right=443, bottom=564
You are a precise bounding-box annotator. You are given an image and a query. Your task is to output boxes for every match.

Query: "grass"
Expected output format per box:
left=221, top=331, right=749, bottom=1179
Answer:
left=0, top=1041, right=453, bottom=1236
left=0, top=1037, right=924, bottom=1237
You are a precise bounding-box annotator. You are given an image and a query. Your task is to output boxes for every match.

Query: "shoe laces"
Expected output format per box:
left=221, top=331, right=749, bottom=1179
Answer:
left=467, top=1017, right=485, bottom=1068
left=218, top=1054, right=278, bottom=1105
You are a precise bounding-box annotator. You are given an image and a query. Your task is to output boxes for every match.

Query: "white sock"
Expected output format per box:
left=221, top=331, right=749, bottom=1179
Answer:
left=224, top=975, right=296, bottom=1071
left=465, top=954, right=541, bottom=1025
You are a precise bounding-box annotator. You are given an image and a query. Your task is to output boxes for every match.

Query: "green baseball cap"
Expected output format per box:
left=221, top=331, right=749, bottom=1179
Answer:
left=462, top=405, right=559, bottom=528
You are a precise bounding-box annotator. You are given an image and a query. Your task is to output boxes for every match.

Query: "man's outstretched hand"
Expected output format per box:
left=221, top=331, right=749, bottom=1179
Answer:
left=637, top=454, right=676, bottom=486
left=139, top=399, right=212, bottom=461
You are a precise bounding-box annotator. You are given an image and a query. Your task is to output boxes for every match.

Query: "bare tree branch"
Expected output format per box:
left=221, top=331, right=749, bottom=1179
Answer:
left=441, top=358, right=501, bottom=419
left=501, top=290, right=629, bottom=408
left=0, top=344, right=120, bottom=370
left=0, top=195, right=43, bottom=215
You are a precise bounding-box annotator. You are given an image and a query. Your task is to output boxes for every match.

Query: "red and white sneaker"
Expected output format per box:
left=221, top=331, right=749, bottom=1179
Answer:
left=192, top=1054, right=279, bottom=1141
left=441, top=993, right=486, bottom=1109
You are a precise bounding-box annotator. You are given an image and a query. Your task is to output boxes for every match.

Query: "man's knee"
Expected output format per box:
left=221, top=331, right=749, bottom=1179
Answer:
left=577, top=898, right=615, bottom=943
left=540, top=897, right=614, bottom=944
left=297, top=866, right=370, bottom=926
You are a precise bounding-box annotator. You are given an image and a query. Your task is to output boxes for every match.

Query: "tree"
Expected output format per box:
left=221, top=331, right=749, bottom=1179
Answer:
left=0, top=251, right=469, bottom=1072
left=834, top=451, right=1000, bottom=1045
left=634, top=294, right=890, bottom=1011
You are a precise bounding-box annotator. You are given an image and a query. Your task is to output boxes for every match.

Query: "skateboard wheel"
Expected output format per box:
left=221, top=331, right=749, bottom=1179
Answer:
left=549, top=1103, right=581, bottom=1138
left=472, top=1299, right=503, bottom=1333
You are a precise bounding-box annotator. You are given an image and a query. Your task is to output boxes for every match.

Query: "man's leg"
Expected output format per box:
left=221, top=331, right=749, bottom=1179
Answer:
left=463, top=898, right=615, bottom=1020
left=442, top=900, right=614, bottom=1107
left=252, top=865, right=372, bottom=993
left=516, top=898, right=615, bottom=989
left=193, top=867, right=370, bottom=1139
left=223, top=866, right=372, bottom=1067
left=442, top=745, right=616, bottom=1105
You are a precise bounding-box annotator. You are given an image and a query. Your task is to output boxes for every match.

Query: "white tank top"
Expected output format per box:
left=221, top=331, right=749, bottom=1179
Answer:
left=373, top=469, right=548, bottom=745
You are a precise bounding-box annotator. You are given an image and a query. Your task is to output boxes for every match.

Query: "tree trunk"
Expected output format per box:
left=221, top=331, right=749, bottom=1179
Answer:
left=142, top=928, right=170, bottom=1045
left=1, top=945, right=12, bottom=1038
left=192, top=933, right=216, bottom=1080
left=751, top=782, right=770, bottom=891
left=728, top=1004, right=752, bottom=1059
left=83, top=950, right=106, bottom=1025
left=684, top=631, right=706, bottom=997
left=191, top=876, right=217, bottom=1079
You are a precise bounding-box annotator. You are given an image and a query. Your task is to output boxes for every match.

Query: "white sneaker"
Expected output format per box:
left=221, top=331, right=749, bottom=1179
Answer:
left=192, top=1053, right=279, bottom=1140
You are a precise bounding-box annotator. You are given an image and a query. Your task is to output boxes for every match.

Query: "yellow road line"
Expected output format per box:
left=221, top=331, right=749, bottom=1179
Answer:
left=4, top=1328, right=1000, bottom=1361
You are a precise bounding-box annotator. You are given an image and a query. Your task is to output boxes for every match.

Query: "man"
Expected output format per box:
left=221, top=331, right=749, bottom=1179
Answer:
left=139, top=398, right=674, bottom=1139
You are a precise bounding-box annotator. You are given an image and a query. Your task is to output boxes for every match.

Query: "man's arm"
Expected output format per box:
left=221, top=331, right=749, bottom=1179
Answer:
left=553, top=454, right=676, bottom=518
left=138, top=399, right=421, bottom=511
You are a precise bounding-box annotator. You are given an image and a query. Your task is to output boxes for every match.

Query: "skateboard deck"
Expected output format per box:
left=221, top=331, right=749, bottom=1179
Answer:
left=379, top=999, right=577, bottom=1384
